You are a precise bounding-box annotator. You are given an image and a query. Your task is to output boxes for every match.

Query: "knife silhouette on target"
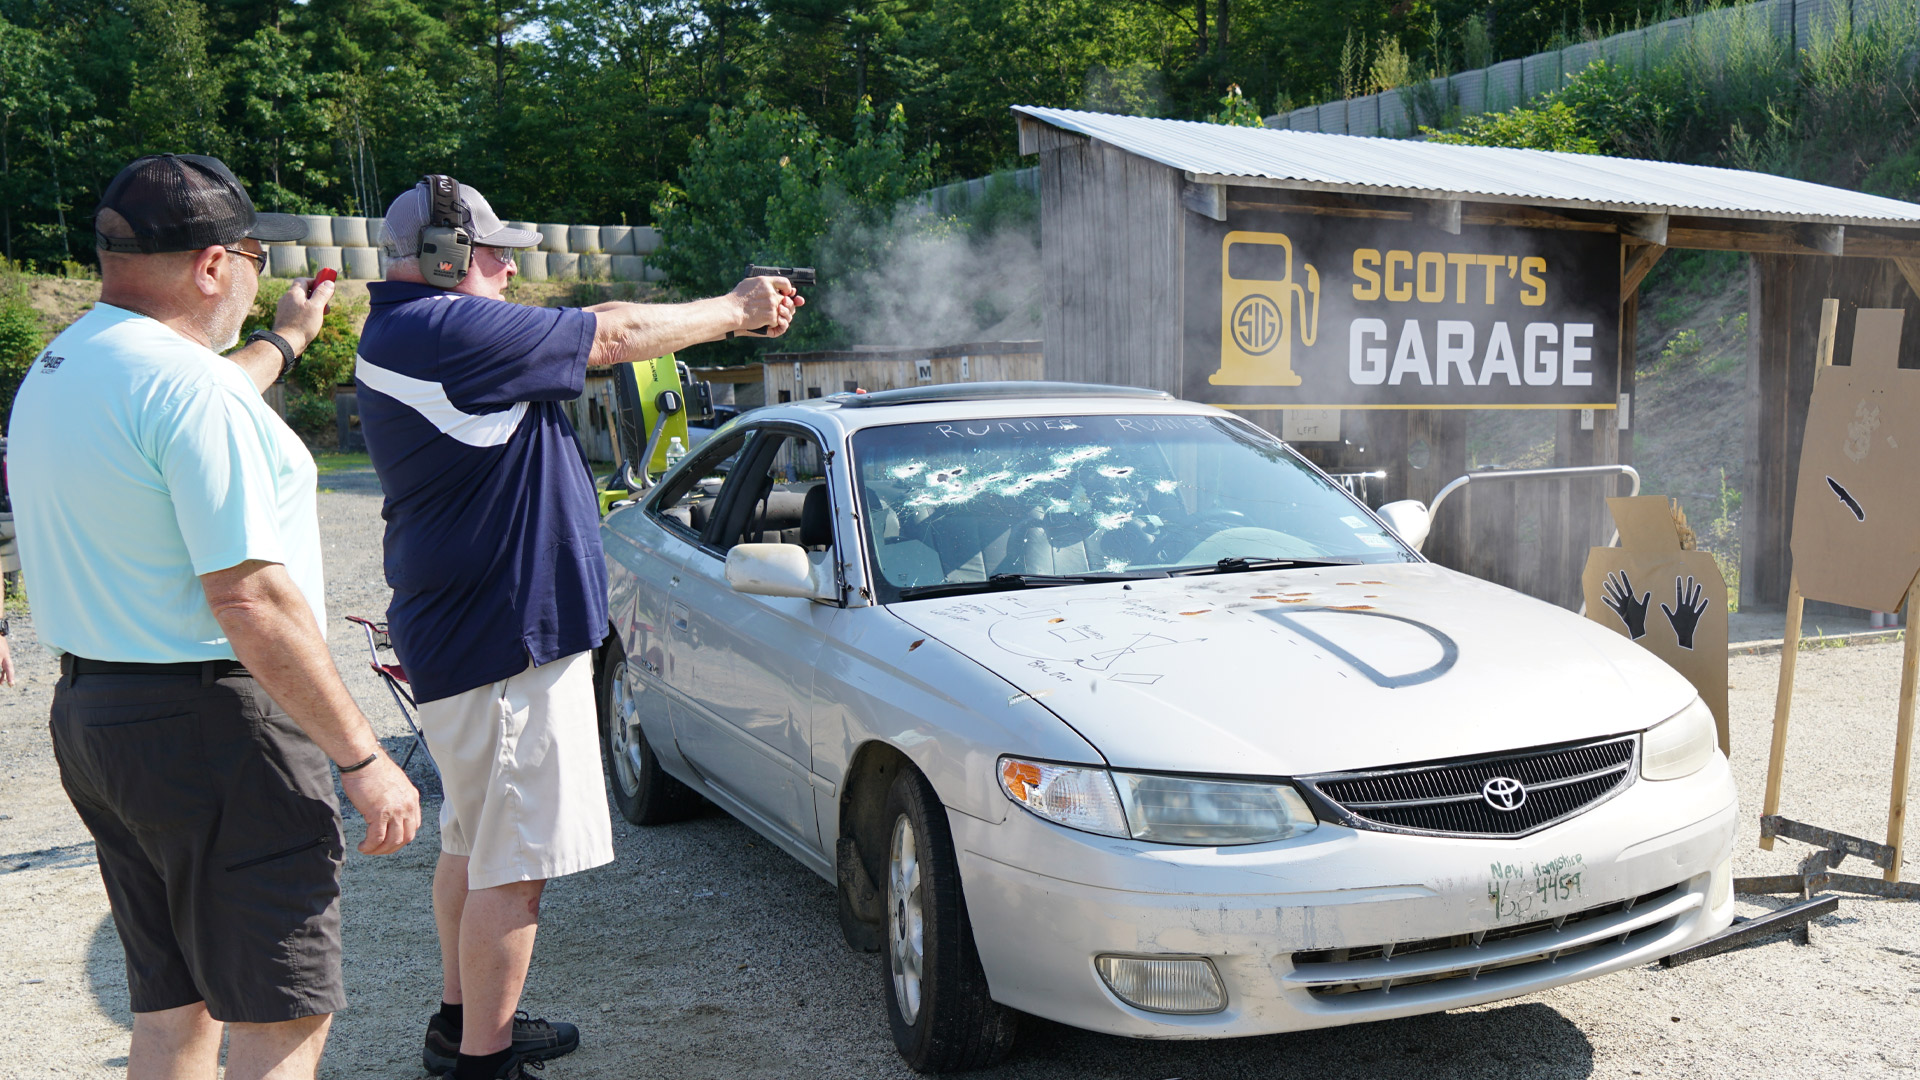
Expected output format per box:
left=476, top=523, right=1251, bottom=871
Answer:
left=1827, top=476, right=1866, bottom=522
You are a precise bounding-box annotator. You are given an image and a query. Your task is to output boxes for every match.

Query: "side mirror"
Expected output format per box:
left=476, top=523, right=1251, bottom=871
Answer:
left=1375, top=500, right=1432, bottom=552
left=725, top=543, right=838, bottom=601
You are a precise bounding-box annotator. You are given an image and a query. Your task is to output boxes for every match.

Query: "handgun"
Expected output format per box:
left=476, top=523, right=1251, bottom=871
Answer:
left=733, top=265, right=815, bottom=336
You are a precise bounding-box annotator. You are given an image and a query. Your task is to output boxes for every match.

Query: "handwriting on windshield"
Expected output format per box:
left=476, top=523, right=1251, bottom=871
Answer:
left=935, top=419, right=1082, bottom=438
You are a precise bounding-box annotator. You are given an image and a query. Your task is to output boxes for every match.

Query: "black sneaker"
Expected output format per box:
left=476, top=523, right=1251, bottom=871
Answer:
left=423, top=1011, right=581, bottom=1074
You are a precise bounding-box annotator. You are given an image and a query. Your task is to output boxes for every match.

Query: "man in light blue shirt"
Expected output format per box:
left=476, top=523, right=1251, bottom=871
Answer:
left=10, top=154, right=421, bottom=1080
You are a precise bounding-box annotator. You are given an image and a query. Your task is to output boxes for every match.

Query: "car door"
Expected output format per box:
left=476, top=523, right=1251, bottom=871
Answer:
left=669, top=425, right=839, bottom=853
left=604, top=429, right=751, bottom=764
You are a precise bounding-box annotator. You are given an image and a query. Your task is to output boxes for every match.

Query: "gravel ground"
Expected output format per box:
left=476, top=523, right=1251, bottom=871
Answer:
left=5, top=460, right=1920, bottom=1078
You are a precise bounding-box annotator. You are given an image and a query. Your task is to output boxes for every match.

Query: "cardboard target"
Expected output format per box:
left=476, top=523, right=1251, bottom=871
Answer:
left=1583, top=496, right=1730, bottom=753
left=1791, top=308, right=1920, bottom=612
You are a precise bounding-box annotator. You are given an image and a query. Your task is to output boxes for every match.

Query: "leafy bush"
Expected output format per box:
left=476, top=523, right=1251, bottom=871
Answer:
left=1426, top=100, right=1599, bottom=153
left=0, top=263, right=46, bottom=429
left=237, top=278, right=362, bottom=441
left=283, top=388, right=340, bottom=439
left=239, top=278, right=362, bottom=398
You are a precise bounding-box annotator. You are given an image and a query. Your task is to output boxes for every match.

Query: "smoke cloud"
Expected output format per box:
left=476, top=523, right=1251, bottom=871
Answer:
left=803, top=199, right=1042, bottom=349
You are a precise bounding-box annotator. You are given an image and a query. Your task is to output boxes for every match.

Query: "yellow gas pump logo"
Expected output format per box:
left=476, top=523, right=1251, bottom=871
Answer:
left=1212, top=231, right=1320, bottom=386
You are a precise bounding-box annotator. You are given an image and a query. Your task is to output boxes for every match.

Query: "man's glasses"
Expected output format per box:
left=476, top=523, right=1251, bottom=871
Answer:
left=224, top=246, right=266, bottom=275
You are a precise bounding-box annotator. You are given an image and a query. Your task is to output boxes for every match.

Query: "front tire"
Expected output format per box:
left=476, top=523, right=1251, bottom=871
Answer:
left=597, top=641, right=700, bottom=826
left=881, top=767, right=1017, bottom=1073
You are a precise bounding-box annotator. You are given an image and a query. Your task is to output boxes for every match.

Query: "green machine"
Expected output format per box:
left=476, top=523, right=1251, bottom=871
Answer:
left=599, top=355, right=715, bottom=514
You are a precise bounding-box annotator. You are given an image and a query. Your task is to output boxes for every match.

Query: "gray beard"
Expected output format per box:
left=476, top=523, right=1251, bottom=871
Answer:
left=204, top=283, right=252, bottom=354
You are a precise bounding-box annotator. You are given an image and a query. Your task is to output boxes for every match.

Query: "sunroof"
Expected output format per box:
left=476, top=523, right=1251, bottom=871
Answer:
left=828, top=381, right=1174, bottom=408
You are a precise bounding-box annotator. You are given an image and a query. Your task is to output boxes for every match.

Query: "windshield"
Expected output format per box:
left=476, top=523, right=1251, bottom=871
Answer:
left=850, top=413, right=1413, bottom=601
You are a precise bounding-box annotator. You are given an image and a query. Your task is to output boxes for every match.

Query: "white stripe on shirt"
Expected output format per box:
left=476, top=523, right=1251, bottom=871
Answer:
left=355, top=355, right=528, bottom=448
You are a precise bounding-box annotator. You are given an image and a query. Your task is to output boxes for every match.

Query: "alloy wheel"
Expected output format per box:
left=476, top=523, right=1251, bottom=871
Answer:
left=606, top=660, right=644, bottom=797
left=887, top=814, right=926, bottom=1025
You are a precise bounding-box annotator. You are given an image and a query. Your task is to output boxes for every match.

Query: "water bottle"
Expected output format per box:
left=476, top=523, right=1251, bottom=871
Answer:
left=664, top=436, right=686, bottom=470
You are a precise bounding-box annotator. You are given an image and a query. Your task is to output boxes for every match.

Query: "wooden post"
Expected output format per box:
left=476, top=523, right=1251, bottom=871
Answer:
left=1760, top=573, right=1805, bottom=851
left=1885, top=581, right=1920, bottom=881
left=1759, top=298, right=1837, bottom=851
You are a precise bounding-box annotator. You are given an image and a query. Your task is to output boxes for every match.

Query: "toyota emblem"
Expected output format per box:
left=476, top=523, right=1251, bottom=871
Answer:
left=1482, top=776, right=1527, bottom=812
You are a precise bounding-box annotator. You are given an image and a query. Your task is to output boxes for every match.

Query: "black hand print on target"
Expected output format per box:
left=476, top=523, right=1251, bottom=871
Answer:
left=1601, top=570, right=1651, bottom=640
left=1661, top=575, right=1711, bottom=650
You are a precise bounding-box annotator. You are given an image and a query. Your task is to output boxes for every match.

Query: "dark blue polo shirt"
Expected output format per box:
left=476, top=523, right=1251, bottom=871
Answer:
left=355, top=281, right=606, bottom=703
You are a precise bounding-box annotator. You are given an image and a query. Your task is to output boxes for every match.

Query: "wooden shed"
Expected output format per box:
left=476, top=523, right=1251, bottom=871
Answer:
left=1012, top=106, right=1920, bottom=610
left=761, top=341, right=1042, bottom=404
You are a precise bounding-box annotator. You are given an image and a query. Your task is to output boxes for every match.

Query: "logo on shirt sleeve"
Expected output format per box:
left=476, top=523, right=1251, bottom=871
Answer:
left=36, top=350, right=62, bottom=372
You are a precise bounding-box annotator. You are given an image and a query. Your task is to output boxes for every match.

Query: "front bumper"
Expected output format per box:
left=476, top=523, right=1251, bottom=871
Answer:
left=953, top=755, right=1737, bottom=1039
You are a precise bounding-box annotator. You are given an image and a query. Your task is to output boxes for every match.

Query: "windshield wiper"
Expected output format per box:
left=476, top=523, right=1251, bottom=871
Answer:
left=896, top=571, right=1160, bottom=601
left=1167, top=556, right=1363, bottom=577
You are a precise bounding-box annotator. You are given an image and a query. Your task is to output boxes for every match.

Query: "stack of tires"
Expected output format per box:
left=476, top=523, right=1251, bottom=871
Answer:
left=267, top=215, right=666, bottom=283
left=266, top=215, right=388, bottom=280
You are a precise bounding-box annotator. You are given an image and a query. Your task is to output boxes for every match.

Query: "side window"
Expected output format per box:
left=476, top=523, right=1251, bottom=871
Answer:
left=648, top=430, right=750, bottom=542
left=721, top=432, right=834, bottom=554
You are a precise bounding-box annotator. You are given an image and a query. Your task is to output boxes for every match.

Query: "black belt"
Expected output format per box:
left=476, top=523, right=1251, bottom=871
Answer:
left=62, top=655, right=250, bottom=680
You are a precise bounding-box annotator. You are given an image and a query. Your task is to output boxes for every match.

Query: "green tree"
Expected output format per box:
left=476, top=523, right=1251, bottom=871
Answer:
left=652, top=97, right=830, bottom=303
left=227, top=26, right=335, bottom=213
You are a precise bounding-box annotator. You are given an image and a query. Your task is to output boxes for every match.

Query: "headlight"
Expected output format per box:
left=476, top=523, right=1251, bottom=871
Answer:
left=999, top=757, right=1318, bottom=845
left=998, top=759, right=1129, bottom=838
left=1642, top=698, right=1718, bottom=780
left=1114, top=771, right=1317, bottom=845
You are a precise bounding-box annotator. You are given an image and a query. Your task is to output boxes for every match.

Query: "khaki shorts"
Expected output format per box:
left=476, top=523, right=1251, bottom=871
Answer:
left=417, top=651, right=615, bottom=890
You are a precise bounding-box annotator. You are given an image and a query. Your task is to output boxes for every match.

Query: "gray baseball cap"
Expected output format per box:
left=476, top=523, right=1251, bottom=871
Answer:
left=381, top=179, right=541, bottom=257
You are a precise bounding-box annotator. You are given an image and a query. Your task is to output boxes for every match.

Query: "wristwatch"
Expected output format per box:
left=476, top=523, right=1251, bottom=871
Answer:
left=247, top=329, right=299, bottom=379
left=0, top=617, right=13, bottom=637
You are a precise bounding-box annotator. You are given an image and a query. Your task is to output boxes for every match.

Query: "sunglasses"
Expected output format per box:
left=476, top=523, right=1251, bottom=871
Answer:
left=224, top=245, right=267, bottom=275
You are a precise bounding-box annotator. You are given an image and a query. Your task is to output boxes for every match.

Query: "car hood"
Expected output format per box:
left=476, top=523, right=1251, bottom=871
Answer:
left=888, top=562, right=1697, bottom=776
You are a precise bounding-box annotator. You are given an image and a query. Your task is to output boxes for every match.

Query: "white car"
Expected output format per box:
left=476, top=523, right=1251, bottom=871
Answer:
left=595, top=383, right=1737, bottom=1073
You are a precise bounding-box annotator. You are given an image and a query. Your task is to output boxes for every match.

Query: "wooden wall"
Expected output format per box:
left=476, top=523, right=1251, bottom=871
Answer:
left=1036, top=130, right=1187, bottom=390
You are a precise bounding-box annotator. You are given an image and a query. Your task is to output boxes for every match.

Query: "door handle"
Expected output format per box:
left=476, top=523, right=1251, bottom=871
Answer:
left=670, top=601, right=691, bottom=634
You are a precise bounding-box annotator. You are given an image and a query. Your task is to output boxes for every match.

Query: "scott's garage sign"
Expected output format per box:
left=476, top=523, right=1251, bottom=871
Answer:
left=1182, top=208, right=1619, bottom=409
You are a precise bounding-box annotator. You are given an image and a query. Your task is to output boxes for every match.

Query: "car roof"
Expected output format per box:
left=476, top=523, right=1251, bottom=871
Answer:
left=729, top=383, right=1238, bottom=438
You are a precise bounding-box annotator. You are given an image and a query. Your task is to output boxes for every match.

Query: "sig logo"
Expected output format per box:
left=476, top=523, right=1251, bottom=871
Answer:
left=1229, top=294, right=1283, bottom=356
left=1213, top=231, right=1320, bottom=387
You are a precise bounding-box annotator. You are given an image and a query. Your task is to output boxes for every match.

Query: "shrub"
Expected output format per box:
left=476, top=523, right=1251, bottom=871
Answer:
left=0, top=263, right=45, bottom=429
left=239, top=278, right=362, bottom=398
left=1425, top=100, right=1599, bottom=153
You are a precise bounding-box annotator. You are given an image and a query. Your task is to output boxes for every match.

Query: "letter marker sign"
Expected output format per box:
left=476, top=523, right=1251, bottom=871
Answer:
left=1183, top=210, right=1620, bottom=410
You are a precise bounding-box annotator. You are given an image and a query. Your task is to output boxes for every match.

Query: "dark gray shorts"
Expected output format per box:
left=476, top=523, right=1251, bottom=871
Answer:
left=49, top=662, right=346, bottom=1022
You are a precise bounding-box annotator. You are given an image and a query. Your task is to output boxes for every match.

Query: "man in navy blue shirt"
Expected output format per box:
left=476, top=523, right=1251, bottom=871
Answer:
left=357, top=178, right=799, bottom=1080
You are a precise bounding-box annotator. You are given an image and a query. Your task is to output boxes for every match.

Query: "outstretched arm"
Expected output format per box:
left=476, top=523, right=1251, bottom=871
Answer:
left=585, top=276, right=803, bottom=367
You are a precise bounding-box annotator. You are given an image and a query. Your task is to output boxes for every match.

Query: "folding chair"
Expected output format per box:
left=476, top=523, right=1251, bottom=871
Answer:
left=345, top=615, right=433, bottom=771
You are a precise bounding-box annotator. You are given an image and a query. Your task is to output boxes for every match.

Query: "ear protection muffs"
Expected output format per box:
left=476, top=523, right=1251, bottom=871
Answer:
left=418, top=174, right=472, bottom=289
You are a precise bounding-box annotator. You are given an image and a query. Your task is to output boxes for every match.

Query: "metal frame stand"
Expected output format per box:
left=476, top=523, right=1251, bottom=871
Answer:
left=1738, top=815, right=1920, bottom=901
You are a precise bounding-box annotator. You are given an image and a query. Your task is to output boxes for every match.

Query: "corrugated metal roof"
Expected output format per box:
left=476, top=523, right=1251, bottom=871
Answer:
left=1012, top=106, right=1920, bottom=227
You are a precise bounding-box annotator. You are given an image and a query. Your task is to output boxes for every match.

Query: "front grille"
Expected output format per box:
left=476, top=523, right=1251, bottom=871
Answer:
left=1290, top=885, right=1683, bottom=998
left=1300, top=735, right=1637, bottom=838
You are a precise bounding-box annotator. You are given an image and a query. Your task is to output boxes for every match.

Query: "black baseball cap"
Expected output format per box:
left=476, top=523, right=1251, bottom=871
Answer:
left=94, top=153, right=305, bottom=254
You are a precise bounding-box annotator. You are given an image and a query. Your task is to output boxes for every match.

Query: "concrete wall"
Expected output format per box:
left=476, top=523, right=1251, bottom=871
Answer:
left=1265, top=0, right=1860, bottom=137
